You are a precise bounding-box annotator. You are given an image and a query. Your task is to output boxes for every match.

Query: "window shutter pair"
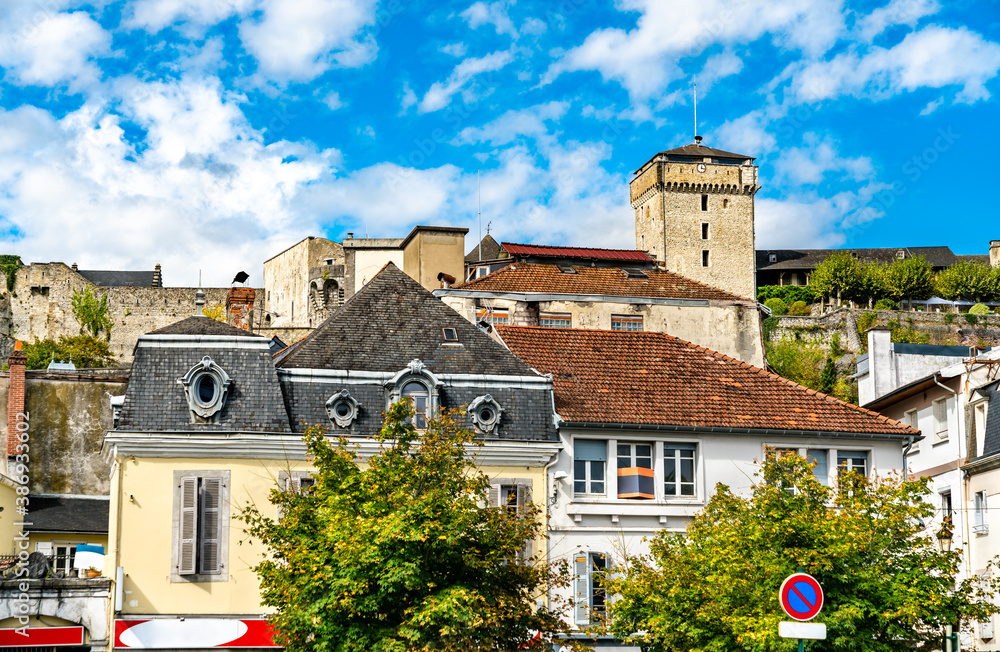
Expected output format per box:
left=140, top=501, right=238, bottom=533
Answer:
left=178, top=476, right=222, bottom=575
left=573, top=556, right=590, bottom=625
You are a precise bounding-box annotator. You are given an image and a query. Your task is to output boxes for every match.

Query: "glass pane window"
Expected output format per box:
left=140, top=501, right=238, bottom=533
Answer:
left=539, top=313, right=571, bottom=328
left=617, top=442, right=654, bottom=499
left=975, top=491, right=988, bottom=529
left=402, top=381, right=429, bottom=428
left=476, top=309, right=509, bottom=325
left=574, top=440, right=607, bottom=497
left=664, top=445, right=696, bottom=497
left=590, top=553, right=608, bottom=622
left=837, top=451, right=868, bottom=478
left=807, top=449, right=829, bottom=486
left=54, top=544, right=78, bottom=577
left=611, top=316, right=643, bottom=331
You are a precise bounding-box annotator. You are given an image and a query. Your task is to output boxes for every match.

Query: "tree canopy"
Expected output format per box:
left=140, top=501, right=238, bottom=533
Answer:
left=241, top=401, right=578, bottom=652
left=883, top=256, right=934, bottom=307
left=23, top=334, right=116, bottom=369
left=809, top=253, right=863, bottom=305
left=607, top=452, right=997, bottom=652
left=71, top=286, right=113, bottom=339
left=935, top=260, right=999, bottom=302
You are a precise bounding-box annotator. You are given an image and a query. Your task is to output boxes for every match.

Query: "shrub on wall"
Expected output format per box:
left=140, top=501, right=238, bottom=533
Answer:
left=764, top=298, right=787, bottom=316
left=969, top=303, right=991, bottom=315
left=787, top=301, right=811, bottom=315
left=756, top=285, right=816, bottom=304
left=874, top=299, right=899, bottom=310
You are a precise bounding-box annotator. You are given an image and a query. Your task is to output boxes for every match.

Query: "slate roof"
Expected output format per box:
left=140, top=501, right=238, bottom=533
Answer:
left=116, top=319, right=290, bottom=432
left=454, top=263, right=748, bottom=302
left=657, top=143, right=753, bottom=161
left=497, top=326, right=917, bottom=437
left=957, top=254, right=991, bottom=265
left=465, top=234, right=504, bottom=262
left=275, top=263, right=536, bottom=375
left=147, top=316, right=264, bottom=337
left=756, top=247, right=958, bottom=272
left=501, top=243, right=653, bottom=263
left=26, top=495, right=109, bottom=533
left=77, top=269, right=156, bottom=287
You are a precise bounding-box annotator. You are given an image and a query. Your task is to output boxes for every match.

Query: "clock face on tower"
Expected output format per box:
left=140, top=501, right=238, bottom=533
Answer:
left=697, top=163, right=706, bottom=172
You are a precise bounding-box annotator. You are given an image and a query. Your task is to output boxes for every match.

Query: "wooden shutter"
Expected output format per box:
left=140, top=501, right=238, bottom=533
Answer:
left=515, top=484, right=529, bottom=513
left=178, top=476, right=198, bottom=575
left=982, top=618, right=995, bottom=641
left=199, top=478, right=222, bottom=574
left=487, top=484, right=500, bottom=507
left=573, top=556, right=590, bottom=625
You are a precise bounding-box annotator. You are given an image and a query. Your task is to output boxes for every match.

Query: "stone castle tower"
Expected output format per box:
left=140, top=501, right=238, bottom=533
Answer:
left=630, top=137, right=759, bottom=299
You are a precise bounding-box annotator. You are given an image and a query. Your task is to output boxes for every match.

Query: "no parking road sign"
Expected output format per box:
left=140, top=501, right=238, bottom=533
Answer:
left=779, top=573, right=824, bottom=621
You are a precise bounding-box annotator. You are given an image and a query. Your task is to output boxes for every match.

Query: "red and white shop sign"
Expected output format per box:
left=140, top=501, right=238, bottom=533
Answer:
left=114, top=619, right=279, bottom=648
left=0, top=626, right=84, bottom=647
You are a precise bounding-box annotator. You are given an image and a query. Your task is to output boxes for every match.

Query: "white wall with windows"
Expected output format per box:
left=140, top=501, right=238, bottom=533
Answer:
left=546, top=428, right=905, bottom=645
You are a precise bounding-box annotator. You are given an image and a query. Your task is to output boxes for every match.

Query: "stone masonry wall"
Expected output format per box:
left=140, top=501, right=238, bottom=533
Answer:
left=631, top=161, right=757, bottom=300
left=4, top=262, right=262, bottom=364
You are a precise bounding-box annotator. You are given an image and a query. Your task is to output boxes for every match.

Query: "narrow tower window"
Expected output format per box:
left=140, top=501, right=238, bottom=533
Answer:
left=702, top=250, right=710, bottom=267
left=723, top=198, right=730, bottom=209
left=701, top=223, right=709, bottom=240
left=701, top=195, right=708, bottom=211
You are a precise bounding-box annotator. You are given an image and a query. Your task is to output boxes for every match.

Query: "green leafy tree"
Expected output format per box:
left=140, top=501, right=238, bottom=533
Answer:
left=766, top=339, right=826, bottom=390
left=0, top=254, right=21, bottom=292
left=969, top=303, right=991, bottom=315
left=202, top=302, right=226, bottom=321
left=819, top=357, right=837, bottom=394
left=764, top=298, right=787, bottom=316
left=855, top=262, right=888, bottom=307
left=71, top=286, right=113, bottom=339
left=810, top=253, right=863, bottom=306
left=884, top=256, right=934, bottom=308
left=23, top=334, right=116, bottom=369
left=241, top=401, right=580, bottom=652
left=607, top=452, right=999, bottom=652
left=935, top=261, right=998, bottom=302
left=786, top=301, right=811, bottom=316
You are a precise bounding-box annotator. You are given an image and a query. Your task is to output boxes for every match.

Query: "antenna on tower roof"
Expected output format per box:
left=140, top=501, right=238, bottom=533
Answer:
left=693, top=77, right=701, bottom=144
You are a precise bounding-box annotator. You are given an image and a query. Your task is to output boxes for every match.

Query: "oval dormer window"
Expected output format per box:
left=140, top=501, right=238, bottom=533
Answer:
left=179, top=356, right=232, bottom=422
left=195, top=373, right=218, bottom=407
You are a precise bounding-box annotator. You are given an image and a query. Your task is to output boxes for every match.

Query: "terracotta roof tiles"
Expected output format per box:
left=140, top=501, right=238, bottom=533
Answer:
left=455, top=263, right=748, bottom=302
left=497, top=326, right=916, bottom=437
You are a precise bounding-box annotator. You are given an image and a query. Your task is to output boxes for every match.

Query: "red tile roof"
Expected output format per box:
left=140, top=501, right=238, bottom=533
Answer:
left=501, top=242, right=653, bottom=262
left=497, top=326, right=917, bottom=437
left=455, top=263, right=748, bottom=302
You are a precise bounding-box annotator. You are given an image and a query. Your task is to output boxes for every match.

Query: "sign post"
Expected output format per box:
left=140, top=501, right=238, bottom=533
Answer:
left=778, top=573, right=826, bottom=651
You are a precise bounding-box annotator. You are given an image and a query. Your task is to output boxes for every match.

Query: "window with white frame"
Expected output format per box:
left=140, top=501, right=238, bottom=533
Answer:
left=664, top=444, right=696, bottom=496
left=941, top=490, right=953, bottom=521
left=173, top=470, right=230, bottom=582
left=806, top=449, right=829, bottom=486
left=617, top=442, right=654, bottom=499
left=974, top=402, right=988, bottom=453
left=611, top=315, right=643, bottom=331
left=574, top=552, right=608, bottom=626
left=837, top=451, right=868, bottom=479
left=539, top=312, right=571, bottom=328
left=35, top=542, right=83, bottom=577
left=975, top=491, right=989, bottom=534
left=574, top=440, right=607, bottom=497
left=476, top=308, right=509, bottom=325
left=488, top=479, right=532, bottom=561
left=402, top=381, right=430, bottom=428
left=904, top=409, right=919, bottom=452
left=933, top=398, right=949, bottom=441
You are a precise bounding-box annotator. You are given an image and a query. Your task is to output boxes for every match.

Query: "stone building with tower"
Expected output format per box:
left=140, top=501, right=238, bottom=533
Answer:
left=630, top=137, right=759, bottom=300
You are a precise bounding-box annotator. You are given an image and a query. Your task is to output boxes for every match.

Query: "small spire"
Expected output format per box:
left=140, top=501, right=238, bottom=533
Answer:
left=195, top=270, right=206, bottom=316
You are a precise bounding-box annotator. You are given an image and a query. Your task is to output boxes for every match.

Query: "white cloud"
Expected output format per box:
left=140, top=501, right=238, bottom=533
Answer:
left=321, top=91, right=345, bottom=110
left=460, top=1, right=518, bottom=38
left=418, top=49, right=514, bottom=113
left=0, top=10, right=111, bottom=89
left=711, top=111, right=777, bottom=157
left=454, top=101, right=569, bottom=146
left=441, top=42, right=468, bottom=57
left=0, top=77, right=342, bottom=286
left=855, top=0, right=939, bottom=41
left=400, top=82, right=418, bottom=111
left=238, top=0, right=379, bottom=81
left=772, top=133, right=874, bottom=186
left=546, top=0, right=845, bottom=100
left=788, top=26, right=1000, bottom=104
left=919, top=97, right=944, bottom=115
left=699, top=51, right=744, bottom=90
left=125, top=0, right=256, bottom=34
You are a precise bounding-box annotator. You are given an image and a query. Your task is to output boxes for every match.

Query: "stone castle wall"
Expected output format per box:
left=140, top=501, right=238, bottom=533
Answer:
left=4, top=262, right=262, bottom=364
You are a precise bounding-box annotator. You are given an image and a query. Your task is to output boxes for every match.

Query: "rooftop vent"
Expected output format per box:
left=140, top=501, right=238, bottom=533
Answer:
left=442, top=327, right=458, bottom=341
left=557, top=265, right=577, bottom=274
left=623, top=268, right=648, bottom=279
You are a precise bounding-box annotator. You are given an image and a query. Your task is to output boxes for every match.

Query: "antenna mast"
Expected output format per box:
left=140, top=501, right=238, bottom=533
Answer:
left=477, top=168, right=482, bottom=262
left=693, top=77, right=698, bottom=142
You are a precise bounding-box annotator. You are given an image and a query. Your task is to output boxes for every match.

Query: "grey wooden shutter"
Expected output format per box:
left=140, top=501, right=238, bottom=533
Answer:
left=199, top=478, right=222, bottom=574
left=487, top=483, right=500, bottom=507
left=573, top=556, right=590, bottom=625
left=178, top=476, right=198, bottom=575
left=515, top=484, right=528, bottom=513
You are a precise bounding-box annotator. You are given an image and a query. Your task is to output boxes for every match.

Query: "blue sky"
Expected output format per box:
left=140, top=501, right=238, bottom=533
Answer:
left=0, top=0, right=998, bottom=285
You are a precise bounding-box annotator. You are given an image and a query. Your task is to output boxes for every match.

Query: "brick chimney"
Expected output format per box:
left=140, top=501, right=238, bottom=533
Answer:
left=7, top=341, right=26, bottom=457
left=152, top=263, right=162, bottom=288
left=226, top=287, right=256, bottom=330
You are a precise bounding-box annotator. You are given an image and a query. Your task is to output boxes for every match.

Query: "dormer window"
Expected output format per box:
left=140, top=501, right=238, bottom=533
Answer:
left=326, top=390, right=361, bottom=429
left=896, top=250, right=905, bottom=260
left=769, top=254, right=777, bottom=263
left=179, top=356, right=231, bottom=423
left=385, top=359, right=440, bottom=430
left=469, top=395, right=503, bottom=435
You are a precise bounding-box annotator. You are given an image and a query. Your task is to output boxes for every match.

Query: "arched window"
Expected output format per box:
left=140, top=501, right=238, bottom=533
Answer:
left=402, top=381, right=429, bottom=428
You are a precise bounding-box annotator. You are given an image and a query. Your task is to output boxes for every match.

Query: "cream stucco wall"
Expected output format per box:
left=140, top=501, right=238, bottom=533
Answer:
left=440, top=295, right=765, bottom=367
left=0, top=478, right=18, bottom=555
left=108, top=453, right=549, bottom=617
left=354, top=249, right=403, bottom=292
left=402, top=230, right=466, bottom=291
